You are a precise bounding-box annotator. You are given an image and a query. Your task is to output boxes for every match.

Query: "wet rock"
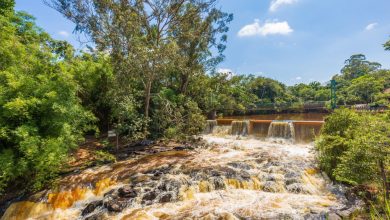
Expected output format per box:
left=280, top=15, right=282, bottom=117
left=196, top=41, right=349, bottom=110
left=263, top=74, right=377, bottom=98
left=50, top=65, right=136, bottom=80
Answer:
left=220, top=167, right=240, bottom=179
left=262, top=181, right=282, bottom=192
left=146, top=165, right=171, bottom=176
left=157, top=179, right=181, bottom=192
left=210, top=170, right=222, bottom=177
left=286, top=183, right=307, bottom=194
left=173, top=145, right=194, bottom=151
left=285, top=177, right=301, bottom=185
left=81, top=200, right=103, bottom=216
left=85, top=213, right=105, bottom=220
left=105, top=198, right=128, bottom=212
left=284, top=171, right=301, bottom=179
left=103, top=189, right=117, bottom=198
left=227, top=162, right=251, bottom=170
left=158, top=192, right=174, bottom=203
left=240, top=171, right=251, bottom=180
left=118, top=186, right=137, bottom=198
left=210, top=177, right=226, bottom=190
left=327, top=213, right=342, bottom=220
left=142, top=191, right=157, bottom=202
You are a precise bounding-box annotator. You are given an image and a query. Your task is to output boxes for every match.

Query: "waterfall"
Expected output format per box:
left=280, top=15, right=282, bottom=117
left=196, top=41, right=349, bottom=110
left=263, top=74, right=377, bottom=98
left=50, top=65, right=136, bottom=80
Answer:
left=231, top=121, right=249, bottom=136
left=293, top=121, right=324, bottom=143
left=267, top=121, right=295, bottom=140
left=250, top=120, right=272, bottom=137
left=204, top=120, right=217, bottom=134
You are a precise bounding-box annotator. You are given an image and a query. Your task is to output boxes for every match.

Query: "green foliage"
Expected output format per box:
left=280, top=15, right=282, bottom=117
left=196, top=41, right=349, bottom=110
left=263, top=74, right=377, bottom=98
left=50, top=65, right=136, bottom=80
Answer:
left=317, top=109, right=389, bottom=189
left=0, top=9, right=94, bottom=192
left=151, top=88, right=206, bottom=139
left=332, top=55, right=390, bottom=105
left=94, top=150, right=116, bottom=165
left=385, top=40, right=390, bottom=51
left=70, top=53, right=114, bottom=131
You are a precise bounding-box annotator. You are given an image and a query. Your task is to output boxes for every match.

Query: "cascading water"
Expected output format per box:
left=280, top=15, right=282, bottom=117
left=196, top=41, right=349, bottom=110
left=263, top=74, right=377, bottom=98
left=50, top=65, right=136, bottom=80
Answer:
left=204, top=120, right=217, bottom=134
left=230, top=121, right=249, bottom=136
left=267, top=121, right=296, bottom=141
left=2, top=120, right=359, bottom=220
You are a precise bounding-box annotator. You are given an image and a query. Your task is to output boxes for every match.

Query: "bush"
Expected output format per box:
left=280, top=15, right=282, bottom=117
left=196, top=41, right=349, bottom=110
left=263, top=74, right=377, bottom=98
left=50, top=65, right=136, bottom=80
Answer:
left=316, top=108, right=389, bottom=190
left=0, top=10, right=95, bottom=193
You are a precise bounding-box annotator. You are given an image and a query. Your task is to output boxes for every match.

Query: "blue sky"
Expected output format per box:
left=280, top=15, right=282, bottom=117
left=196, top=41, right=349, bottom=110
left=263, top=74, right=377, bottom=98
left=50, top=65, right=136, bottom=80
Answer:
left=15, top=0, right=390, bottom=85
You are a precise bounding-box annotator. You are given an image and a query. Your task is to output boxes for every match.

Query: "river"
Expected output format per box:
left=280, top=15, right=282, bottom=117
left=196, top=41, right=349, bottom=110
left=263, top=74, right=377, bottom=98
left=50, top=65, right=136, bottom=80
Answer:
left=1, top=117, right=360, bottom=220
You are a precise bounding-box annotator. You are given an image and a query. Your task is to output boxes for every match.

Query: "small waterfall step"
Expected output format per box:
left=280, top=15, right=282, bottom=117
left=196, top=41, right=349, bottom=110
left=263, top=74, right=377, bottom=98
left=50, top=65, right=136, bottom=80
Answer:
left=267, top=121, right=296, bottom=140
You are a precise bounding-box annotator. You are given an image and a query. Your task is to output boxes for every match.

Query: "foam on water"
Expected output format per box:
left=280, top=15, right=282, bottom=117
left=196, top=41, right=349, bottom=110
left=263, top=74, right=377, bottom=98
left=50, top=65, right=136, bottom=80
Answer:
left=2, top=134, right=355, bottom=220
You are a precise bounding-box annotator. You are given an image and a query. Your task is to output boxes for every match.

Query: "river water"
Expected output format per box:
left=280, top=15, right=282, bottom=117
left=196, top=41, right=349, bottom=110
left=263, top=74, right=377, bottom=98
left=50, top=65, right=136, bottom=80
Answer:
left=2, top=124, right=357, bottom=220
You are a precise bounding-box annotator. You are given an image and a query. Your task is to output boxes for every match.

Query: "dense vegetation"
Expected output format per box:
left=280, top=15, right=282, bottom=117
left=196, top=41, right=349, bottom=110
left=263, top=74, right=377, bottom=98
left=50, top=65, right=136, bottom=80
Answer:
left=317, top=109, right=390, bottom=217
left=0, top=0, right=389, bottom=200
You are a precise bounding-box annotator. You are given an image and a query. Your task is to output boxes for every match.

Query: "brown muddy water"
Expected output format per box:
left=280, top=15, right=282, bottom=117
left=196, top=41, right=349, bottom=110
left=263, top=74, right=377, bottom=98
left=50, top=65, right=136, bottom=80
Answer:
left=222, top=113, right=327, bottom=121
left=1, top=117, right=361, bottom=220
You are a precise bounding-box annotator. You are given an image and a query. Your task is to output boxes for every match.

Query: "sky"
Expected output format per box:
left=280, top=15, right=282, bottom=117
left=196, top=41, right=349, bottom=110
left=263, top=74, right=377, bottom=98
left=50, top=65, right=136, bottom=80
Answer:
left=15, top=0, right=390, bottom=85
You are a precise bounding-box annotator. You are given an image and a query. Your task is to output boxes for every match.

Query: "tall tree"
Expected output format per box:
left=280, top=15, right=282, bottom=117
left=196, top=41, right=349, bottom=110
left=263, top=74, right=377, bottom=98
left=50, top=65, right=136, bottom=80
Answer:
left=341, top=54, right=381, bottom=80
left=46, top=0, right=231, bottom=119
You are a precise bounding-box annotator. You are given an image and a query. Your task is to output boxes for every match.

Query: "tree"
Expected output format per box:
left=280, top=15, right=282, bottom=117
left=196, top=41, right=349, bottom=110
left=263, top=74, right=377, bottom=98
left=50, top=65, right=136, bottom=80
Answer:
left=341, top=54, right=381, bottom=80
left=46, top=0, right=232, bottom=120
left=0, top=10, right=94, bottom=192
left=348, top=74, right=385, bottom=104
left=317, top=109, right=390, bottom=199
left=385, top=39, right=390, bottom=51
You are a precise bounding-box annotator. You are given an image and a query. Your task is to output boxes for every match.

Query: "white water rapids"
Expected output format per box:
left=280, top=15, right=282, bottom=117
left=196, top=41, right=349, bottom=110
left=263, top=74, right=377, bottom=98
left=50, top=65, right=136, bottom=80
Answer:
left=1, top=134, right=357, bottom=220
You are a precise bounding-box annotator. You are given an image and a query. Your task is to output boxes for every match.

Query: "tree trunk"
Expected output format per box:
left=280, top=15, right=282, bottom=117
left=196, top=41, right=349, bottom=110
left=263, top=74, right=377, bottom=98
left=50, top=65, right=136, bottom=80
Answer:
left=379, top=159, right=389, bottom=199
left=144, top=80, right=152, bottom=118
left=180, top=73, right=189, bottom=94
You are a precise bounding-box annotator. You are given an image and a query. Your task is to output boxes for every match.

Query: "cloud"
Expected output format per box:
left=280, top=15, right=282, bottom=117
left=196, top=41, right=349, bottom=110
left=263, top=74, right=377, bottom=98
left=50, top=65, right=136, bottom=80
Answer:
left=238, top=20, right=293, bottom=37
left=295, top=76, right=302, bottom=80
left=270, top=0, right=298, bottom=12
left=58, top=31, right=70, bottom=37
left=217, top=68, right=235, bottom=79
left=365, top=22, right=378, bottom=31
left=217, top=68, right=233, bottom=73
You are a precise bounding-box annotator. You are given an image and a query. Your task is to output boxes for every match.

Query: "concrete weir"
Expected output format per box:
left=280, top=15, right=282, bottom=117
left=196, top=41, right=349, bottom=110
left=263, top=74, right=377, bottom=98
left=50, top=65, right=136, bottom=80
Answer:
left=206, top=119, right=325, bottom=143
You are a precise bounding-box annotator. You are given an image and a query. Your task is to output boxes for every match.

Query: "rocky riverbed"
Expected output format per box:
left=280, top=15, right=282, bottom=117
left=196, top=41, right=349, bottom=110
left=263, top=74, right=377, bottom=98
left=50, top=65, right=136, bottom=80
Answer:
left=1, top=135, right=362, bottom=220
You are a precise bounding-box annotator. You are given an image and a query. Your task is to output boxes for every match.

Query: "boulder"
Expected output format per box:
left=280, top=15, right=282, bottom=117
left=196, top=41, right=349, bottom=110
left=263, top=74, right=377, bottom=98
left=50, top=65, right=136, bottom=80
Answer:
left=81, top=200, right=103, bottom=216
left=118, top=186, right=137, bottom=198
left=105, top=198, right=128, bottom=212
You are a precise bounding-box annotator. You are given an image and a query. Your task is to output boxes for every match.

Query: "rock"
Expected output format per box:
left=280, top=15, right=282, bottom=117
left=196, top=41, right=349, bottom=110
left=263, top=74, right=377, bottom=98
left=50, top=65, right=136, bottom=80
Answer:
left=81, top=200, right=103, bottom=216
left=142, top=191, right=157, bottom=202
left=335, top=209, right=353, bottom=218
left=85, top=213, right=105, bottom=220
left=240, top=171, right=251, bottom=180
left=327, top=213, right=342, bottom=220
left=118, top=186, right=137, bottom=198
left=262, top=181, right=282, bottom=193
left=157, top=179, right=181, bottom=192
left=210, top=177, right=226, bottom=190
left=227, top=162, right=251, bottom=170
left=158, top=192, right=174, bottom=203
left=286, top=183, right=307, bottom=194
left=285, top=177, right=301, bottom=185
left=105, top=198, right=128, bottom=212
left=140, top=140, right=154, bottom=146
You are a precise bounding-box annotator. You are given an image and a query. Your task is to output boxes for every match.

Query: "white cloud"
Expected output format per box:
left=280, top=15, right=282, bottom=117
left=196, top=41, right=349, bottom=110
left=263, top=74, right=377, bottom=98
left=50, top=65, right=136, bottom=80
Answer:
left=58, top=31, right=70, bottom=37
left=365, top=22, right=378, bottom=31
left=217, top=68, right=235, bottom=79
left=238, top=20, right=293, bottom=37
left=270, top=0, right=298, bottom=12
left=295, top=76, right=302, bottom=80
left=217, top=68, right=234, bottom=74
